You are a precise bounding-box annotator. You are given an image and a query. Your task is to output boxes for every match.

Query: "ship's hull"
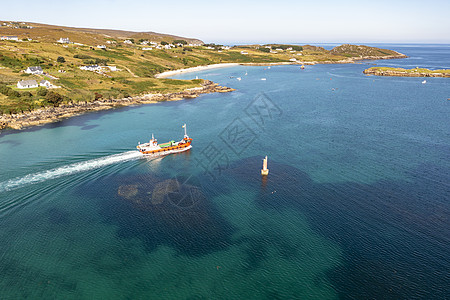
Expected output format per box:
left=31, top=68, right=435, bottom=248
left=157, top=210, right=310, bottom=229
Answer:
left=139, top=140, right=192, bottom=156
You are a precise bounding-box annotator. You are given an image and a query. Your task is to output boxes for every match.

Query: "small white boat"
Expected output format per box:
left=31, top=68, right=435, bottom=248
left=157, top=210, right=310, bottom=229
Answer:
left=268, top=66, right=271, bottom=69
left=422, top=80, right=427, bottom=84
left=261, top=78, right=266, bottom=81
left=237, top=77, right=241, bottom=81
left=245, top=71, right=248, bottom=76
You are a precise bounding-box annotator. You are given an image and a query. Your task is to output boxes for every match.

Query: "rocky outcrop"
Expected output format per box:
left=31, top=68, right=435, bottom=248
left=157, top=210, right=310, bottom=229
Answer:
left=0, top=80, right=235, bottom=130
left=363, top=67, right=450, bottom=78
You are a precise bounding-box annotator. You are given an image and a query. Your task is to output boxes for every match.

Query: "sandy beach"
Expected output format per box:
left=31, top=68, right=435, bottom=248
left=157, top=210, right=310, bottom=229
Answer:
left=155, top=63, right=240, bottom=78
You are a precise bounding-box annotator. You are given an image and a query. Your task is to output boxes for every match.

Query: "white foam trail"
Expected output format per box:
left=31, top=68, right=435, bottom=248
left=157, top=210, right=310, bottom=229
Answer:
left=0, top=151, right=142, bottom=193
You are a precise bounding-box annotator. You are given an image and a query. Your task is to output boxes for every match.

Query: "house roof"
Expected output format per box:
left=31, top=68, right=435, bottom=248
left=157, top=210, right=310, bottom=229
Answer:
left=40, top=80, right=49, bottom=84
left=18, top=80, right=38, bottom=86
left=28, top=66, right=43, bottom=72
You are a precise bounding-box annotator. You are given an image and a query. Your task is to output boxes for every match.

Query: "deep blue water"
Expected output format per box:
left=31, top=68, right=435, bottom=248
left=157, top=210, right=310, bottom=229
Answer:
left=0, top=44, right=449, bottom=299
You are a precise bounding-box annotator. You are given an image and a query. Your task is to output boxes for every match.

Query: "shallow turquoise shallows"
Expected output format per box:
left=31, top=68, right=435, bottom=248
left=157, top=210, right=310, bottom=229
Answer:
left=0, top=44, right=449, bottom=299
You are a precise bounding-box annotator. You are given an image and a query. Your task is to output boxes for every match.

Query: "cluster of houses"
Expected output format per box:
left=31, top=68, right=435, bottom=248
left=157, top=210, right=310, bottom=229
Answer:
left=80, top=65, right=118, bottom=72
left=15, top=66, right=60, bottom=89
left=17, top=79, right=54, bottom=89
left=121, top=39, right=203, bottom=51
left=1, top=36, right=19, bottom=41
left=1, top=22, right=33, bottom=29
left=1, top=36, right=33, bottom=42
left=57, top=37, right=70, bottom=44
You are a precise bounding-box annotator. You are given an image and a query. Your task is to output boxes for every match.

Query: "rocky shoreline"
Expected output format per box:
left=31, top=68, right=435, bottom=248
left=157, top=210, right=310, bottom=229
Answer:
left=363, top=67, right=450, bottom=78
left=0, top=80, right=234, bottom=131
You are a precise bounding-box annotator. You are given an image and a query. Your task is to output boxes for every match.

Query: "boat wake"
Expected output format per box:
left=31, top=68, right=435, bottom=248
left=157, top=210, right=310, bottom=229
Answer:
left=0, top=151, right=142, bottom=193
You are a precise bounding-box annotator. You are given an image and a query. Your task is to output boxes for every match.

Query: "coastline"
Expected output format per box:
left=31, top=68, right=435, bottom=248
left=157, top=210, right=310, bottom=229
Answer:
left=155, top=53, right=407, bottom=78
left=0, top=80, right=234, bottom=131
left=1, top=52, right=407, bottom=131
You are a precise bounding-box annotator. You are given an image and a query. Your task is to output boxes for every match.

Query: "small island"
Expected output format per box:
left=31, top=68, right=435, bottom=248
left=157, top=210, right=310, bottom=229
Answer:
left=363, top=67, right=450, bottom=78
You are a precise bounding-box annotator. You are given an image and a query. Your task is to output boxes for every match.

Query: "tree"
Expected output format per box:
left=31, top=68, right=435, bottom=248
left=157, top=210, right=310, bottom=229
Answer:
left=46, top=91, right=63, bottom=107
left=160, top=41, right=168, bottom=46
left=57, top=56, right=65, bottom=63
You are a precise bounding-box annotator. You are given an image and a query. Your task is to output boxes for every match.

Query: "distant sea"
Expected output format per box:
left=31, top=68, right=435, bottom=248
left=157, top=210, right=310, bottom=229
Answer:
left=0, top=44, right=449, bottom=299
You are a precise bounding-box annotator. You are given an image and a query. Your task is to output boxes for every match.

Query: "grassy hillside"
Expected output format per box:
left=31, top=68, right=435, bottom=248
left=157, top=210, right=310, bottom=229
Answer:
left=0, top=21, right=203, bottom=45
left=330, top=44, right=401, bottom=57
left=0, top=21, right=406, bottom=114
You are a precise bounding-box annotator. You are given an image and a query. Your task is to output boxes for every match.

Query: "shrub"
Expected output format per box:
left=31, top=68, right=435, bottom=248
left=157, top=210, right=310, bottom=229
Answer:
left=94, top=92, right=103, bottom=100
left=73, top=54, right=93, bottom=59
left=57, top=56, right=65, bottom=63
left=21, top=91, right=33, bottom=98
left=46, top=91, right=63, bottom=106
left=36, top=87, right=48, bottom=96
left=0, top=85, right=12, bottom=96
left=7, top=90, right=21, bottom=98
left=173, top=40, right=187, bottom=45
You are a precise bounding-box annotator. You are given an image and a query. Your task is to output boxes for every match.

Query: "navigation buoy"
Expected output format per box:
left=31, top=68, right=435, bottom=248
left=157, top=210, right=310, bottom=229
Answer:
left=261, top=156, right=269, bottom=176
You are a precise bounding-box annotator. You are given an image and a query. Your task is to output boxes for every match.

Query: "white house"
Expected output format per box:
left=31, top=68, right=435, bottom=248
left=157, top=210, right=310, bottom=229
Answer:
left=97, top=45, right=107, bottom=49
left=142, top=47, right=153, bottom=51
left=40, top=80, right=51, bottom=88
left=123, top=40, right=133, bottom=44
left=17, top=80, right=38, bottom=89
left=164, top=44, right=171, bottom=49
left=80, top=65, right=101, bottom=71
left=57, top=37, right=70, bottom=44
left=25, top=66, right=43, bottom=75
left=240, top=51, right=249, bottom=55
left=289, top=58, right=297, bottom=62
left=105, top=66, right=118, bottom=71
left=1, top=36, right=18, bottom=41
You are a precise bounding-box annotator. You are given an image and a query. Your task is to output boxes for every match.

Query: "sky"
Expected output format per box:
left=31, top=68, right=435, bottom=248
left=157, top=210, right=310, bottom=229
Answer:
left=1, top=0, right=450, bottom=44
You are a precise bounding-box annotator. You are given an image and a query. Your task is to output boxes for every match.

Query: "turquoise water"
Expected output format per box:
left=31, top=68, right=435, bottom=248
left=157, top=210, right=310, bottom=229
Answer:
left=0, top=45, right=449, bottom=299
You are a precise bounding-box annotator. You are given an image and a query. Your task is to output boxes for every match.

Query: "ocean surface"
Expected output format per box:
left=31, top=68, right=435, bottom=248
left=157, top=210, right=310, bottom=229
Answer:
left=0, top=44, right=449, bottom=299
